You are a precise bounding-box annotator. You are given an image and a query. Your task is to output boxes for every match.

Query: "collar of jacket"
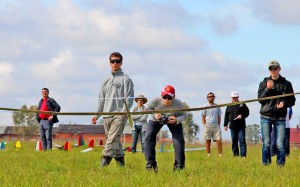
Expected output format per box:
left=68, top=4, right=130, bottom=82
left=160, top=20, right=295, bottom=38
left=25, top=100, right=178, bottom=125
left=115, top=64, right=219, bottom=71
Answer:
left=111, top=68, right=123, bottom=76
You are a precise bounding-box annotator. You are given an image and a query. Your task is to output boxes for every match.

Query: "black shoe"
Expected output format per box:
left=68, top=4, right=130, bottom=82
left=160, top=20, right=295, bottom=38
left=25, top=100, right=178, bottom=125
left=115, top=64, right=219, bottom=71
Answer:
left=100, top=156, right=112, bottom=167
left=146, top=163, right=158, bottom=173
left=115, top=156, right=125, bottom=166
left=173, top=165, right=184, bottom=171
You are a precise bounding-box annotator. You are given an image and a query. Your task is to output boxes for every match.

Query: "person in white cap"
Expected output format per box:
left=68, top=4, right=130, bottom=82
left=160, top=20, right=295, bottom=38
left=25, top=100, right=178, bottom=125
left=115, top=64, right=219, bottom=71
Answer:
left=130, top=94, right=148, bottom=153
left=258, top=60, right=295, bottom=166
left=224, top=91, right=249, bottom=157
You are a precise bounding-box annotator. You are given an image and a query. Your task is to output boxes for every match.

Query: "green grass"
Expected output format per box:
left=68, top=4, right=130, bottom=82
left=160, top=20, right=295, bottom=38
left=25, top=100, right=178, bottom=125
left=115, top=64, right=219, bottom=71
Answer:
left=0, top=141, right=300, bottom=186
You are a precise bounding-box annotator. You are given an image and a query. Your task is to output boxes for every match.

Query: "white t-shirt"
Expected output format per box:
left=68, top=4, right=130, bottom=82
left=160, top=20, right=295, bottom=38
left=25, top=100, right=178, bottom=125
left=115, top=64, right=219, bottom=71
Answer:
left=201, top=103, right=222, bottom=126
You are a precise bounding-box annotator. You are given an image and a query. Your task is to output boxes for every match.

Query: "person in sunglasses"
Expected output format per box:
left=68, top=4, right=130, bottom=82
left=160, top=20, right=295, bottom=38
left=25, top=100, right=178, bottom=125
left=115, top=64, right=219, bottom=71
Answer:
left=202, top=92, right=223, bottom=157
left=144, top=85, right=187, bottom=172
left=92, top=52, right=134, bottom=167
left=258, top=60, right=295, bottom=166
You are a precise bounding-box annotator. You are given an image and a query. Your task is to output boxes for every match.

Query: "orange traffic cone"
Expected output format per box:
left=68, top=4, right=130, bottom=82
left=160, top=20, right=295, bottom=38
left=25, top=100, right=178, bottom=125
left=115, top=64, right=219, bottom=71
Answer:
left=88, top=139, right=94, bottom=148
left=36, top=140, right=43, bottom=151
left=64, top=141, right=71, bottom=151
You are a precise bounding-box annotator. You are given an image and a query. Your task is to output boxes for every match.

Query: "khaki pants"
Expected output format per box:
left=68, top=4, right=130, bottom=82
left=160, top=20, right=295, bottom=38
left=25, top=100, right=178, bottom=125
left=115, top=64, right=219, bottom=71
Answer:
left=103, top=115, right=127, bottom=157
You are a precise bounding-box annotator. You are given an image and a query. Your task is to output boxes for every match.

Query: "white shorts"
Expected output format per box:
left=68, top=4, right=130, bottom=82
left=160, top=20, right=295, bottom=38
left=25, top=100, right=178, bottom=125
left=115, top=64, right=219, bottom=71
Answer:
left=203, top=124, right=222, bottom=141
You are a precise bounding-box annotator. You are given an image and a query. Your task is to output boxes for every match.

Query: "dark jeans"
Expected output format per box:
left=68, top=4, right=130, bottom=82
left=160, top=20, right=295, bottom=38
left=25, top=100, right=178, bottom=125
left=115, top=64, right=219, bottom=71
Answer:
left=39, top=119, right=53, bottom=150
left=144, top=120, right=185, bottom=168
left=261, top=118, right=286, bottom=166
left=131, top=125, right=145, bottom=153
left=230, top=128, right=247, bottom=157
left=271, top=127, right=290, bottom=156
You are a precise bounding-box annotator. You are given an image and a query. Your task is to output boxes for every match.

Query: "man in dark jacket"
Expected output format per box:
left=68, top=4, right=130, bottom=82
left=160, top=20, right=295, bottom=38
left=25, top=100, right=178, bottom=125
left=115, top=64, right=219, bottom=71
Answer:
left=36, top=88, right=61, bottom=150
left=258, top=61, right=295, bottom=166
left=224, top=91, right=249, bottom=157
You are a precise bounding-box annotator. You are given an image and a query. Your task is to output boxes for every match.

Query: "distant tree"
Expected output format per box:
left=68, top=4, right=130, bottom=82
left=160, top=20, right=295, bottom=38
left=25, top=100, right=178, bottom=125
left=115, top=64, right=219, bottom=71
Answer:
left=161, top=129, right=169, bottom=139
left=12, top=104, right=39, bottom=138
left=246, top=124, right=261, bottom=144
left=182, top=102, right=199, bottom=143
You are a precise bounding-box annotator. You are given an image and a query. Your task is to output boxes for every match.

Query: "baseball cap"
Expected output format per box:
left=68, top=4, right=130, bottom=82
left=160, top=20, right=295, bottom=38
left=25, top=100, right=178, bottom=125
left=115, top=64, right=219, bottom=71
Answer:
left=231, top=91, right=239, bottom=98
left=268, top=61, right=280, bottom=69
left=161, top=85, right=175, bottom=97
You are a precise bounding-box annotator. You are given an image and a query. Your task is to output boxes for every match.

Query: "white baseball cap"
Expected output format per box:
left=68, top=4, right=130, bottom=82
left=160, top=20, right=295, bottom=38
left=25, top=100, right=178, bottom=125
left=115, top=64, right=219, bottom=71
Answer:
left=231, top=91, right=239, bottom=98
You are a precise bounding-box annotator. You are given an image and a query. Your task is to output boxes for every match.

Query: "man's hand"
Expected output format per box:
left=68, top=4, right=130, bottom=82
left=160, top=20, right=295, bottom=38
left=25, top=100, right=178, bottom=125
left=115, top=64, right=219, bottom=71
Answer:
left=91, top=117, right=97, bottom=125
left=154, top=113, right=162, bottom=120
left=224, top=126, right=228, bottom=131
left=235, top=115, right=242, bottom=120
left=267, top=80, right=274, bottom=90
left=168, top=116, right=177, bottom=124
left=277, top=101, right=284, bottom=109
left=48, top=116, right=53, bottom=121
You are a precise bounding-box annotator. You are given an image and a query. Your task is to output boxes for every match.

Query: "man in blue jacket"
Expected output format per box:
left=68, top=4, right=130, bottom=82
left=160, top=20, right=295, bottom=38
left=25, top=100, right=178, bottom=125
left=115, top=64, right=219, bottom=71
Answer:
left=36, top=88, right=61, bottom=150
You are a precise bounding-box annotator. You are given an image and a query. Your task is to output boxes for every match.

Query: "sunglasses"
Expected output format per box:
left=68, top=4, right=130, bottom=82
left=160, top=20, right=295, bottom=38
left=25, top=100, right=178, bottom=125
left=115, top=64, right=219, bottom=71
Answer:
left=208, top=96, right=215, bottom=98
left=110, top=59, right=122, bottom=64
left=162, top=96, right=173, bottom=100
left=269, top=66, right=278, bottom=71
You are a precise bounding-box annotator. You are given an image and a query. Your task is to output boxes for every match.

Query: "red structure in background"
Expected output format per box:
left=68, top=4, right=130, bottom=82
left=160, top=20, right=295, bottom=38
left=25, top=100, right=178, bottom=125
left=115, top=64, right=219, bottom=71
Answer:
left=290, top=128, right=300, bottom=147
left=55, top=124, right=132, bottom=146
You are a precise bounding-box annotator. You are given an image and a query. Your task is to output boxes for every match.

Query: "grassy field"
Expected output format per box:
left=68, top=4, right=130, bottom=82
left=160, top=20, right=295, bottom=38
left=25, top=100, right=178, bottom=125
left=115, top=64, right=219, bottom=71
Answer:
left=0, top=141, right=300, bottom=187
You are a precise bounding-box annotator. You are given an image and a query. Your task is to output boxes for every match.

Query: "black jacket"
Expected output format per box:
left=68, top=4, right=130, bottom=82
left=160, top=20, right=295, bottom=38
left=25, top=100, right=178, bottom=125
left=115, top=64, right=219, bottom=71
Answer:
left=36, top=97, right=61, bottom=123
left=224, top=103, right=249, bottom=129
left=258, top=75, right=295, bottom=120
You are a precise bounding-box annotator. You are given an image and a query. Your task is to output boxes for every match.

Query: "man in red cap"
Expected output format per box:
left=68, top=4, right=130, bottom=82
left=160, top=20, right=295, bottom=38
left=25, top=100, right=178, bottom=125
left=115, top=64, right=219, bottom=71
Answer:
left=144, top=85, right=187, bottom=172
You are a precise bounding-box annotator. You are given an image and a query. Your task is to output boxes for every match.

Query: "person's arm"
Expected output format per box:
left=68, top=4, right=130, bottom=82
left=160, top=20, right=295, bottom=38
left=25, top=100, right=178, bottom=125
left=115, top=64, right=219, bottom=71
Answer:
left=92, top=82, right=105, bottom=124
left=51, top=98, right=61, bottom=112
left=289, top=107, right=293, bottom=120
left=224, top=107, right=229, bottom=131
left=258, top=80, right=271, bottom=105
left=218, top=115, right=221, bottom=126
left=283, top=82, right=296, bottom=108
left=202, top=115, right=206, bottom=125
left=241, top=104, right=250, bottom=119
left=122, top=78, right=134, bottom=111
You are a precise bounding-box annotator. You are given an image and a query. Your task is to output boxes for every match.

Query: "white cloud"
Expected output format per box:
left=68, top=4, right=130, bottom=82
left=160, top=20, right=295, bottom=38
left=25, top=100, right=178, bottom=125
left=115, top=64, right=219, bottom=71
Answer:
left=31, top=49, right=74, bottom=81
left=250, top=0, right=300, bottom=25
left=210, top=14, right=239, bottom=35
left=0, top=62, right=15, bottom=95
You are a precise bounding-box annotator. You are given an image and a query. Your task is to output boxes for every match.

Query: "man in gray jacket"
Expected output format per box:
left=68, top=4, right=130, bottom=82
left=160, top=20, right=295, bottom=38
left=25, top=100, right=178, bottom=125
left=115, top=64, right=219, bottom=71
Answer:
left=92, top=52, right=134, bottom=167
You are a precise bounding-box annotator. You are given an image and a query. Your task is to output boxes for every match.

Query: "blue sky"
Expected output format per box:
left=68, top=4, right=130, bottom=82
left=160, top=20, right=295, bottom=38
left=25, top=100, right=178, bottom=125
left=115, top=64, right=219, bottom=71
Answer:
left=0, top=0, right=300, bottom=139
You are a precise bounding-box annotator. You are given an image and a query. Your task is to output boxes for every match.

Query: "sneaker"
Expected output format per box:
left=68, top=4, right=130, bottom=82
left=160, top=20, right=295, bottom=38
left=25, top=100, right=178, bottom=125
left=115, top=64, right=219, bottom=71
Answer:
left=115, top=156, right=125, bottom=166
left=146, top=163, right=158, bottom=173
left=100, top=156, right=112, bottom=167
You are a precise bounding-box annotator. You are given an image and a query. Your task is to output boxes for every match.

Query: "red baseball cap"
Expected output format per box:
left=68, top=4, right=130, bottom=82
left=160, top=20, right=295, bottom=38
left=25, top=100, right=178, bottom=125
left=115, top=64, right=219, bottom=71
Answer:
left=161, top=85, right=175, bottom=97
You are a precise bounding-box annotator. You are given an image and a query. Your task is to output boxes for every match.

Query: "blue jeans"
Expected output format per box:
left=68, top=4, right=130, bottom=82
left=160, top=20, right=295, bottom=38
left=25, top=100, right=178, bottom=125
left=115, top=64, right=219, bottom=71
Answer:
left=145, top=120, right=185, bottom=168
left=230, top=128, right=247, bottom=157
left=39, top=119, right=53, bottom=150
left=131, top=125, right=145, bottom=153
left=271, top=127, right=290, bottom=156
left=261, top=118, right=286, bottom=166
